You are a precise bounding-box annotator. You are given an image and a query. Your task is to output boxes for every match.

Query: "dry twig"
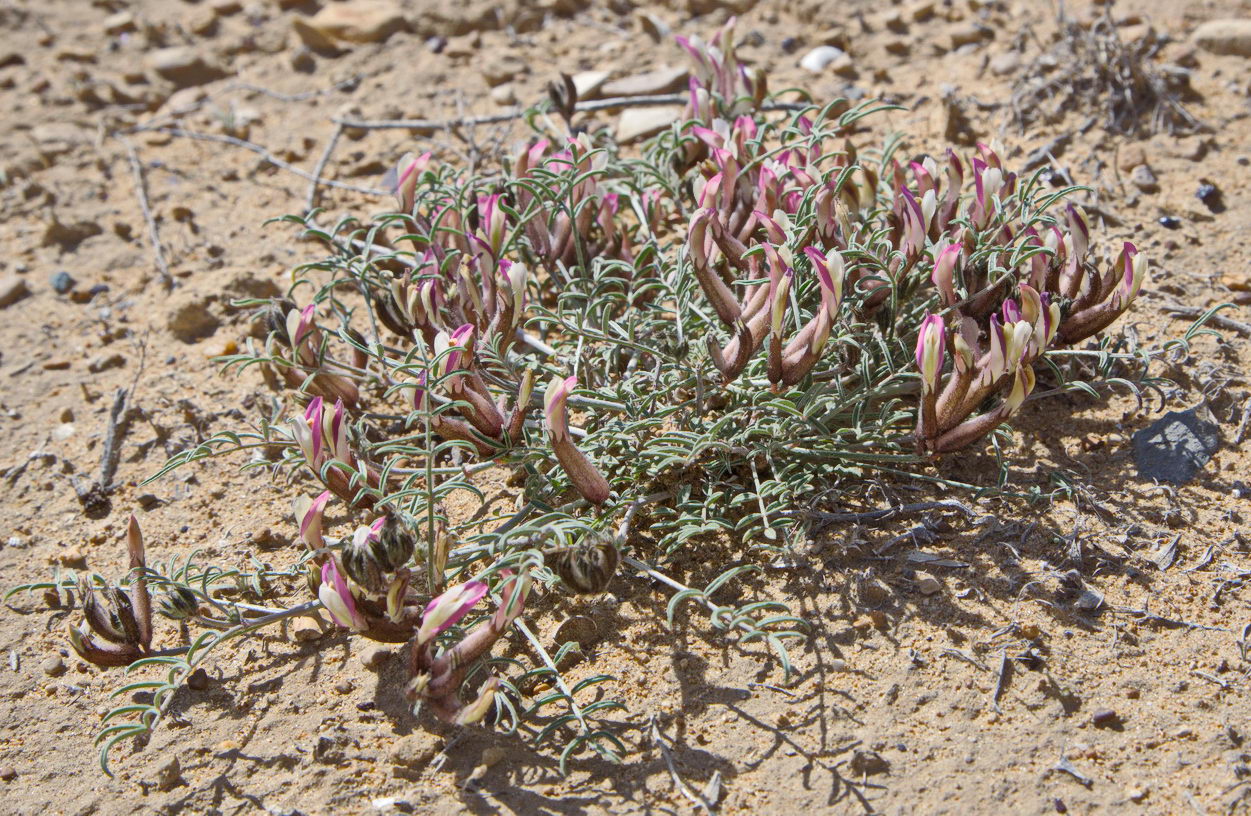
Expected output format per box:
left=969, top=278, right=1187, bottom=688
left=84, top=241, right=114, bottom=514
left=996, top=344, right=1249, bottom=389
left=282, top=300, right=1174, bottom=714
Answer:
left=117, top=136, right=172, bottom=290
left=305, top=122, right=345, bottom=214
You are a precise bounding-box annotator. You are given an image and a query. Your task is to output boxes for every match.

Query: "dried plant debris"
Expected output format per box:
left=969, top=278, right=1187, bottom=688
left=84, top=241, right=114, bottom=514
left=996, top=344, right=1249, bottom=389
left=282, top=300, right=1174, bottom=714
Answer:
left=1011, top=7, right=1202, bottom=136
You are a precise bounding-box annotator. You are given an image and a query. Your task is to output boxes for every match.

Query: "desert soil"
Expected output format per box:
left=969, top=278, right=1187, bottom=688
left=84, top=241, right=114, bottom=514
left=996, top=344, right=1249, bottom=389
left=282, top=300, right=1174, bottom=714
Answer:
left=1, top=0, right=1250, bottom=814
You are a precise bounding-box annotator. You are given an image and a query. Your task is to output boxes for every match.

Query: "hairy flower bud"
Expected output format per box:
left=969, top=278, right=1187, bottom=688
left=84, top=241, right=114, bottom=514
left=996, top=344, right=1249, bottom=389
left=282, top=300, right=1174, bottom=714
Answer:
left=158, top=586, right=200, bottom=621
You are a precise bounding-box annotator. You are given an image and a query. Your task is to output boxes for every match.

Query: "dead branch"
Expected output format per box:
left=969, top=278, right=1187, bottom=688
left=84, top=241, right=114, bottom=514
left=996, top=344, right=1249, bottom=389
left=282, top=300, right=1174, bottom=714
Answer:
left=1160, top=302, right=1251, bottom=337
left=332, top=95, right=808, bottom=131
left=305, top=122, right=345, bottom=214
left=117, top=136, right=172, bottom=290
left=134, top=127, right=387, bottom=196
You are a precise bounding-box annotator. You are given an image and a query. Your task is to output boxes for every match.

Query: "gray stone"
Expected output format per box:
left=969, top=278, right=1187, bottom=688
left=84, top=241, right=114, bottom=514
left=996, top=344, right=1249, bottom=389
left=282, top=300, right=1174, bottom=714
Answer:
left=989, top=51, right=1021, bottom=75
left=1192, top=19, right=1251, bottom=57
left=1132, top=405, right=1221, bottom=485
left=155, top=757, right=183, bottom=791
left=1129, top=164, right=1158, bottom=193
left=50, top=271, right=75, bottom=294
left=41, top=656, right=67, bottom=677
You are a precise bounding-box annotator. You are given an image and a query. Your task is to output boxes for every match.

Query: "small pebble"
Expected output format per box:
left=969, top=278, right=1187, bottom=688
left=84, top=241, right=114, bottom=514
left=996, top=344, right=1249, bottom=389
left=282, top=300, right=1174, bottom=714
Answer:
left=780, top=36, right=799, bottom=54
left=1091, top=708, right=1121, bottom=728
left=155, top=757, right=183, bottom=791
left=1196, top=182, right=1223, bottom=212
left=292, top=621, right=323, bottom=642
left=50, top=271, right=75, bottom=294
left=1158, top=215, right=1181, bottom=229
left=186, top=668, right=210, bottom=691
left=333, top=679, right=353, bottom=694
left=361, top=646, right=392, bottom=669
left=42, top=656, right=67, bottom=677
left=1129, top=164, right=1158, bottom=193
left=0, top=767, right=15, bottom=781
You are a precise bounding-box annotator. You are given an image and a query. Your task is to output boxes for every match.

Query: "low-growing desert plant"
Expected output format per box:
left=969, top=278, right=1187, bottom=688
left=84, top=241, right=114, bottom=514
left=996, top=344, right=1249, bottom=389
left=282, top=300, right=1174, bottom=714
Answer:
left=15, top=17, right=1186, bottom=776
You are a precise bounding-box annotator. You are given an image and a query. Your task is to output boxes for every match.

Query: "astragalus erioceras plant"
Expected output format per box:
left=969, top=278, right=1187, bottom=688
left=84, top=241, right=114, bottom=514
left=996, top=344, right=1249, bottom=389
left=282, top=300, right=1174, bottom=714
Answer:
left=50, top=16, right=1154, bottom=773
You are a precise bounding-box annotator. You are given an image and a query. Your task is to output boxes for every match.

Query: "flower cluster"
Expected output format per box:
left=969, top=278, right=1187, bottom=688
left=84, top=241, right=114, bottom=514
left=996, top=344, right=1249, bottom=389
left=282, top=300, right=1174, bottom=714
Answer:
left=66, top=516, right=153, bottom=667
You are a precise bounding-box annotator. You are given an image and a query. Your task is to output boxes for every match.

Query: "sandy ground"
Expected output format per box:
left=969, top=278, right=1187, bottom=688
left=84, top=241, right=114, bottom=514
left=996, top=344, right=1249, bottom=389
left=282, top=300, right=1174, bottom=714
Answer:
left=1, top=0, right=1250, bottom=813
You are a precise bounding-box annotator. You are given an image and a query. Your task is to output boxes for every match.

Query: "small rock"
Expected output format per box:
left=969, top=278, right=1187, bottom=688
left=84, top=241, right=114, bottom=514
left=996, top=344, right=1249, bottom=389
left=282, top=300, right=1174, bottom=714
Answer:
left=289, top=47, right=316, bottom=73
left=799, top=45, right=844, bottom=73
left=949, top=23, right=991, bottom=49
left=1129, top=164, right=1158, bottom=193
left=1168, top=135, right=1209, bottom=162
left=186, top=668, right=210, bottom=690
left=989, top=51, right=1020, bottom=75
left=145, top=47, right=228, bottom=89
left=390, top=732, right=440, bottom=768
left=306, top=1, right=407, bottom=44
left=52, top=423, right=76, bottom=441
left=571, top=70, right=610, bottom=100
left=1192, top=19, right=1251, bottom=57
left=291, top=17, right=343, bottom=54
left=490, top=84, right=517, bottom=106
left=780, top=36, right=799, bottom=54
left=615, top=106, right=681, bottom=144
left=908, top=0, right=935, bottom=22
left=549, top=615, right=598, bottom=650
left=0, top=276, right=31, bottom=308
left=481, top=54, right=527, bottom=87
left=361, top=646, right=392, bottom=669
left=1132, top=404, right=1221, bottom=485
left=1196, top=182, right=1223, bottom=212
left=50, top=271, right=75, bottom=294
left=58, top=548, right=87, bottom=568
left=167, top=296, right=220, bottom=343
left=0, top=767, right=15, bottom=781
left=103, top=12, right=137, bottom=35
left=1117, top=144, right=1147, bottom=172
left=210, top=0, right=242, bottom=15
left=601, top=65, right=688, bottom=96
left=42, top=218, right=103, bottom=249
left=479, top=745, right=507, bottom=768
left=292, top=621, right=323, bottom=642
left=915, top=572, right=942, bottom=595
left=59, top=407, right=74, bottom=422
left=1091, top=708, right=1122, bottom=728
left=849, top=749, right=890, bottom=775
left=333, top=678, right=354, bottom=694
left=156, top=757, right=183, bottom=791
left=188, top=10, right=218, bottom=36
left=1158, top=215, right=1182, bottom=229
left=88, top=353, right=126, bottom=373
left=41, top=656, right=67, bottom=677
left=315, top=730, right=345, bottom=765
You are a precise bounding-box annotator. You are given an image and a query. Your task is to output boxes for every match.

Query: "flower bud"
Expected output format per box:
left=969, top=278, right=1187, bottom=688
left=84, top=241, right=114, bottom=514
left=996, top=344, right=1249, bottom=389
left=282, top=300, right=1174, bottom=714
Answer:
left=915, top=313, right=946, bottom=394
left=417, top=581, right=488, bottom=645
left=158, top=586, right=200, bottom=621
